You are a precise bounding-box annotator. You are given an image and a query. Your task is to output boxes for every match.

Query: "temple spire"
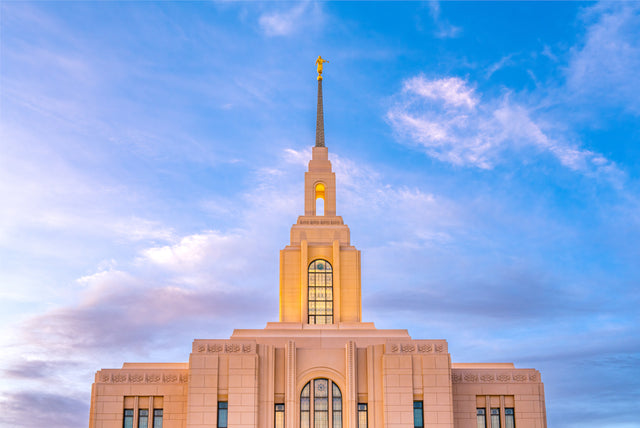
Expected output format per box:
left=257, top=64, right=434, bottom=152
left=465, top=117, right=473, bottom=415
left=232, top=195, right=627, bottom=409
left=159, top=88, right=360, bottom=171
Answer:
left=315, top=56, right=329, bottom=148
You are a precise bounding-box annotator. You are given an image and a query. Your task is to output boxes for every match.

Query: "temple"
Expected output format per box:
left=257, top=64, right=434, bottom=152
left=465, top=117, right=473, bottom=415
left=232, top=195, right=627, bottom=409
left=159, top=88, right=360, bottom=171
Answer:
left=89, top=62, right=547, bottom=428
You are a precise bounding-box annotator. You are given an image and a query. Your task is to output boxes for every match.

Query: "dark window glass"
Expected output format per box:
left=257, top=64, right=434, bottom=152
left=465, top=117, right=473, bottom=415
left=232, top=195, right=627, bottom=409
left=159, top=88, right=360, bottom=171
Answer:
left=491, top=408, right=500, bottom=428
left=358, top=403, right=368, bottom=428
left=505, top=408, right=515, bottom=428
left=153, top=409, right=163, bottom=428
left=138, top=409, right=149, bottom=428
left=123, top=409, right=134, bottom=428
left=275, top=404, right=285, bottom=428
left=308, top=260, right=333, bottom=324
left=477, top=408, right=487, bottom=428
left=413, top=401, right=423, bottom=428
left=218, top=402, right=228, bottom=428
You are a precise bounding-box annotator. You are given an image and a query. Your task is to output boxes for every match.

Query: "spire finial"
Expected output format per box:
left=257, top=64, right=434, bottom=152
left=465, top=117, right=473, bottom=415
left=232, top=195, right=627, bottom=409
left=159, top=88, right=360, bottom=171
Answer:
left=315, top=56, right=327, bottom=148
left=315, top=56, right=329, bottom=81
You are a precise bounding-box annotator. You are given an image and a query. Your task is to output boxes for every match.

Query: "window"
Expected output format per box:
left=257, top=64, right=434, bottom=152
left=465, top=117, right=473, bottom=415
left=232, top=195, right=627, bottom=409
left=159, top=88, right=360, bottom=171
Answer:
left=275, top=404, right=285, bottom=428
left=413, top=401, right=423, bottom=428
left=505, top=408, right=515, bottom=428
left=153, top=409, right=163, bottom=428
left=218, top=402, right=228, bottom=428
left=357, top=404, right=368, bottom=428
left=315, top=183, right=325, bottom=216
left=123, top=409, right=134, bottom=428
left=300, top=379, right=342, bottom=428
left=491, top=408, right=501, bottom=428
left=138, top=409, right=149, bottom=428
left=308, top=260, right=333, bottom=324
left=477, top=408, right=486, bottom=428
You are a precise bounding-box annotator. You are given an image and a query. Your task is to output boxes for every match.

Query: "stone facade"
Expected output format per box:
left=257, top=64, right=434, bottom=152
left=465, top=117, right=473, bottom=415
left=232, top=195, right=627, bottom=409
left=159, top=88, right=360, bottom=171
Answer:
left=89, top=81, right=547, bottom=428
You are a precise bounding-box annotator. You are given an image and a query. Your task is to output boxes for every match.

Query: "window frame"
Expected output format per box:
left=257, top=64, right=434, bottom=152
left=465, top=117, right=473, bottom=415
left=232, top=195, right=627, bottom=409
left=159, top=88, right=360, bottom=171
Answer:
left=300, top=378, right=342, bottom=428
left=217, top=401, right=228, bottom=428
left=307, top=260, right=333, bottom=325
left=413, top=401, right=424, bottom=428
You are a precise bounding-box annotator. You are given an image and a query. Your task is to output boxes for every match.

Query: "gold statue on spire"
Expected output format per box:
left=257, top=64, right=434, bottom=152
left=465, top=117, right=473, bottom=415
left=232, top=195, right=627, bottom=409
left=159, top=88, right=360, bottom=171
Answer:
left=316, top=56, right=329, bottom=80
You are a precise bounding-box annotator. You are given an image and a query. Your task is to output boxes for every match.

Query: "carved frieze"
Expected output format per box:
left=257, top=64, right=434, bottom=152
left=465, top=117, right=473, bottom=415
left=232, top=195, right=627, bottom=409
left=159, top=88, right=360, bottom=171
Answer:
left=97, top=371, right=188, bottom=384
left=193, top=341, right=255, bottom=354
left=387, top=341, right=447, bottom=354
left=451, top=370, right=540, bottom=384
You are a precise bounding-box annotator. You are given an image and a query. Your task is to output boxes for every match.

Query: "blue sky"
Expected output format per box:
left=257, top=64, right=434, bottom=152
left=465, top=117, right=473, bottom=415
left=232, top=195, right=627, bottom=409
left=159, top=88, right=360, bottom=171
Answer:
left=1, top=1, right=639, bottom=427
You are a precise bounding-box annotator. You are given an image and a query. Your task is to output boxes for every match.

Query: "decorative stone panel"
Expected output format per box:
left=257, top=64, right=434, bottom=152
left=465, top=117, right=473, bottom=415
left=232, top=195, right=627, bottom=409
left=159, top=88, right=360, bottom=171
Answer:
left=385, top=340, right=448, bottom=354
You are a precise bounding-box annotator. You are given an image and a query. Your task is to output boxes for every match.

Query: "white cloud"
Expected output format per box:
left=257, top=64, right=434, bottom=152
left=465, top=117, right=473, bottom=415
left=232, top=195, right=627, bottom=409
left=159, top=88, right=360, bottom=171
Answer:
left=258, top=2, right=322, bottom=37
left=388, top=75, right=620, bottom=177
left=428, top=1, right=462, bottom=39
left=567, top=2, right=640, bottom=114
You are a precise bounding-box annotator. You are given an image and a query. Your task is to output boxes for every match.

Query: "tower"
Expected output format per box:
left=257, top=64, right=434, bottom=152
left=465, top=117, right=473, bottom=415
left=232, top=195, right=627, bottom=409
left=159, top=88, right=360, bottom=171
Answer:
left=89, top=59, right=547, bottom=428
left=279, top=63, right=362, bottom=325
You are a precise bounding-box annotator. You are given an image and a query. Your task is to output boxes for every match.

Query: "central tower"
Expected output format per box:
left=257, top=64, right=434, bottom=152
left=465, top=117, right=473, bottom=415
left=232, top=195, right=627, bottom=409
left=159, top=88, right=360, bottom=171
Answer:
left=279, top=58, right=362, bottom=325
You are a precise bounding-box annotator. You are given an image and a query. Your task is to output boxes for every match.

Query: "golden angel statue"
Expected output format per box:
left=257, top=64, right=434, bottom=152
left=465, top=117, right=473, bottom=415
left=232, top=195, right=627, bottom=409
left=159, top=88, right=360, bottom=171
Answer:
left=315, top=56, right=329, bottom=77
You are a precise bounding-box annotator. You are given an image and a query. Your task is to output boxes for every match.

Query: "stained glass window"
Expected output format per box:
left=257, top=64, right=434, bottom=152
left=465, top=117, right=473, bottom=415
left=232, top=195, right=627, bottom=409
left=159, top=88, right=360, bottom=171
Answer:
left=217, top=402, right=228, bottom=428
left=275, top=404, right=285, bottom=428
left=153, top=409, right=163, bottom=428
left=477, top=408, right=487, bottom=428
left=308, top=260, right=333, bottom=324
left=357, top=403, right=367, bottom=428
left=300, top=379, right=342, bottom=428
left=505, top=408, right=515, bottom=428
left=491, top=408, right=501, bottom=428
left=138, top=409, right=149, bottom=428
left=123, top=409, right=134, bottom=428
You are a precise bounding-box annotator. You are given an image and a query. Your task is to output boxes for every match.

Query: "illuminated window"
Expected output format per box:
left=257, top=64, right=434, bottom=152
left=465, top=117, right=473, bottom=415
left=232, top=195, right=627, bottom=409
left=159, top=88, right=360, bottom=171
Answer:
left=477, top=408, right=486, bottom=428
left=153, top=409, right=163, bottom=428
left=308, top=260, right=333, bottom=324
left=315, top=183, right=325, bottom=216
left=123, top=409, right=134, bottom=428
left=300, top=379, right=342, bottom=428
left=138, top=409, right=149, bottom=428
left=505, top=408, right=515, bottom=428
left=491, top=408, right=501, bottom=428
left=275, top=404, right=285, bottom=428
left=413, top=401, right=423, bottom=428
left=357, top=404, right=368, bottom=428
left=217, top=402, right=228, bottom=428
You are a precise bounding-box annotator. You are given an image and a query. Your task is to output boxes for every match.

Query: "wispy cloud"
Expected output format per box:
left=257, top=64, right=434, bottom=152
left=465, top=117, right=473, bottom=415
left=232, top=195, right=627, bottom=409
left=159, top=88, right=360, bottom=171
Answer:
left=428, top=1, right=462, bottom=39
left=387, top=75, right=620, bottom=179
left=566, top=2, right=640, bottom=114
left=258, top=2, right=323, bottom=37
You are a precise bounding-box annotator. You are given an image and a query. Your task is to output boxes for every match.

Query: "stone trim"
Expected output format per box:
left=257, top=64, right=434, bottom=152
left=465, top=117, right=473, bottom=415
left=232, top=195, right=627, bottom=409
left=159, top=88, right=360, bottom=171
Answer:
left=97, top=370, right=188, bottom=384
left=385, top=340, right=448, bottom=354
left=192, top=340, right=256, bottom=354
left=451, top=370, right=540, bottom=384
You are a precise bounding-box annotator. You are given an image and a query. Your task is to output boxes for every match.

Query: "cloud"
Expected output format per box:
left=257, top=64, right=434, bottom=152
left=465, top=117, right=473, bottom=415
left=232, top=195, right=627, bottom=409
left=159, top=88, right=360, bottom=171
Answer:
left=258, top=2, right=322, bottom=37
left=0, top=391, right=87, bottom=428
left=387, top=75, right=619, bottom=177
left=567, top=2, right=640, bottom=114
left=428, top=1, right=462, bottom=39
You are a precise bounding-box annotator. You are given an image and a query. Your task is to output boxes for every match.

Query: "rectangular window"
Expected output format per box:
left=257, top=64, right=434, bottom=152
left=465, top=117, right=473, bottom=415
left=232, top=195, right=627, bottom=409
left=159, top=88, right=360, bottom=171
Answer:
left=218, top=402, right=228, bottom=428
left=123, top=409, right=134, bottom=428
left=358, top=403, right=368, bottom=428
left=275, top=404, right=285, bottom=428
left=153, top=409, right=163, bottom=428
left=138, top=409, right=149, bottom=428
left=413, top=401, right=424, bottom=428
left=477, top=408, right=486, bottom=428
left=491, top=408, right=501, bottom=428
left=505, top=408, right=515, bottom=428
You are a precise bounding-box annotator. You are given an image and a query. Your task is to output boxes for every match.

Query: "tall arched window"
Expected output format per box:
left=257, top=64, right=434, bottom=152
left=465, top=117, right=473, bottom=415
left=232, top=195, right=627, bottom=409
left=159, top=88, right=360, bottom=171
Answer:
left=301, top=379, right=342, bottom=428
left=308, top=259, right=333, bottom=324
left=315, top=183, right=325, bottom=216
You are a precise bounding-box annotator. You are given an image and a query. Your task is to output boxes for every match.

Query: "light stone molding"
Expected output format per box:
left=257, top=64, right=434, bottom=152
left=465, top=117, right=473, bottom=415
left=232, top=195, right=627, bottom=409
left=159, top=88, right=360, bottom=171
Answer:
left=97, top=370, right=188, bottom=384
left=451, top=370, right=541, bottom=384
left=192, top=340, right=256, bottom=354
left=386, top=341, right=448, bottom=354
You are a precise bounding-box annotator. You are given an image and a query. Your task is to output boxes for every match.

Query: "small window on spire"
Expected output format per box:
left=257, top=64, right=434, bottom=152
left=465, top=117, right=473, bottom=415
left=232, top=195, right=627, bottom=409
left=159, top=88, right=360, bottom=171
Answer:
left=315, top=183, right=325, bottom=216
